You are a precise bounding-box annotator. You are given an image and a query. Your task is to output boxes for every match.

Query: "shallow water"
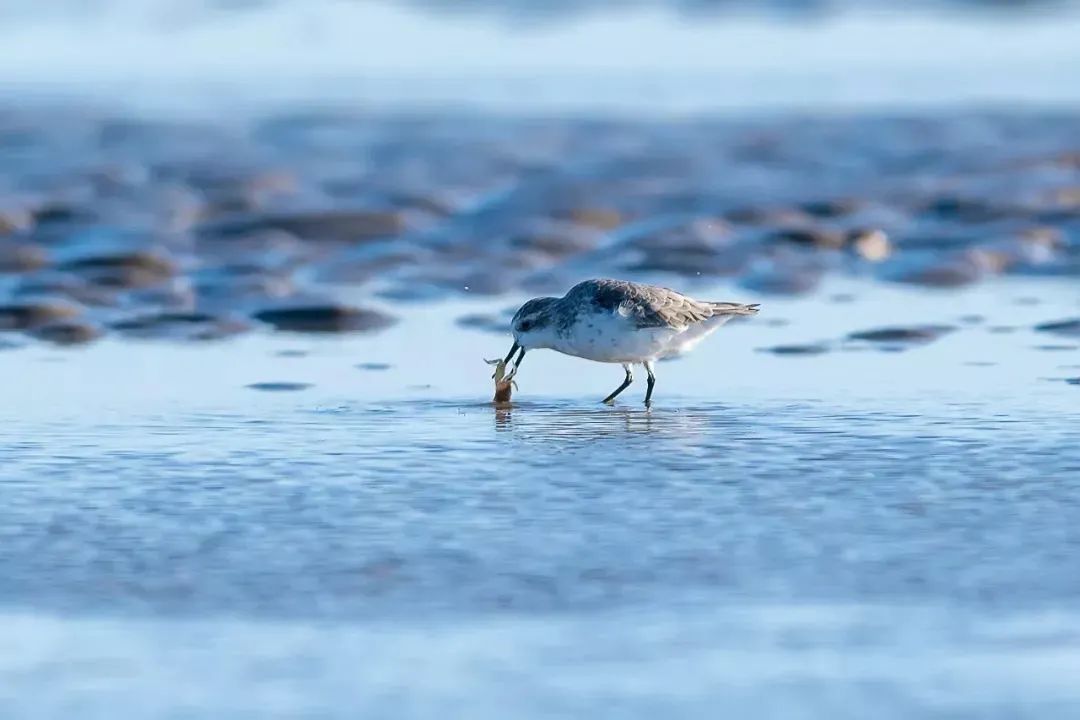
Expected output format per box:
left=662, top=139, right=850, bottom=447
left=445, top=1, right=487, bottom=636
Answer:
left=2, top=274, right=1080, bottom=717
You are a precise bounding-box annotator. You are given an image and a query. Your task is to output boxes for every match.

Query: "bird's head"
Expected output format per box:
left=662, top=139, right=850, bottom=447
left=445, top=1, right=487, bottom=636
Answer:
left=501, top=296, right=558, bottom=365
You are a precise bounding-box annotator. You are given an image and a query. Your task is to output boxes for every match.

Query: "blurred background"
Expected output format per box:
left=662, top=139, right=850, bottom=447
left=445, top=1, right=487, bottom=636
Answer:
left=3, top=0, right=1080, bottom=112
left=2, top=1, right=1079, bottom=719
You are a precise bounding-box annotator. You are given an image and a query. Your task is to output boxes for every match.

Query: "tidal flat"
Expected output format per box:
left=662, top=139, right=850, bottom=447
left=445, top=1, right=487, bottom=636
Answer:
left=1, top=103, right=1079, bottom=718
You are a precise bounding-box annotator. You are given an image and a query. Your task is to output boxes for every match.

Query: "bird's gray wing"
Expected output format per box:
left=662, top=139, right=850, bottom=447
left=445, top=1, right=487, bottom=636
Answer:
left=569, top=279, right=713, bottom=330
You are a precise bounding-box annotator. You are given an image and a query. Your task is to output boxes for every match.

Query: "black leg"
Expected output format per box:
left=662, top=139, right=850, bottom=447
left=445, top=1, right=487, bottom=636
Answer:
left=503, top=341, right=520, bottom=364
left=644, top=362, right=656, bottom=407
left=602, top=364, right=633, bottom=404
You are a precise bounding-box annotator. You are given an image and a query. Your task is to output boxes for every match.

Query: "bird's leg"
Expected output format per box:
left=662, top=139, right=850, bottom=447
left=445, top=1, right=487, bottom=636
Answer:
left=643, top=361, right=656, bottom=407
left=602, top=363, right=634, bottom=404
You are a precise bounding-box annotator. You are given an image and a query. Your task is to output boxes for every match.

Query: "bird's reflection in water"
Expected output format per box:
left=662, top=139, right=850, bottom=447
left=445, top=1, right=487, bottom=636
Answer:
left=490, top=400, right=715, bottom=445
left=493, top=402, right=514, bottom=430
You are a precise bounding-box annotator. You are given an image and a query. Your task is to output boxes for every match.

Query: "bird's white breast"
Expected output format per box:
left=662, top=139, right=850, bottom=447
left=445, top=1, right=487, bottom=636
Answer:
left=551, top=310, right=725, bottom=363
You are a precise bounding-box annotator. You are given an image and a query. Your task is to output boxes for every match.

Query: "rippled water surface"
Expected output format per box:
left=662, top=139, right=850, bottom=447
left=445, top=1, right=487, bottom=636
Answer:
left=2, top=276, right=1080, bottom=717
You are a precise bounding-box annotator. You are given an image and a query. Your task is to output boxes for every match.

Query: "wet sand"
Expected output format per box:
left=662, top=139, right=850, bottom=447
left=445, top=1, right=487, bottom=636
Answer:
left=1, top=107, right=1077, bottom=345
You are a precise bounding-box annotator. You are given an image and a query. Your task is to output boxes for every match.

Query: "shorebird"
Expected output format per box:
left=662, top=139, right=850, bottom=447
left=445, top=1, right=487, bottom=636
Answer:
left=502, top=278, right=759, bottom=406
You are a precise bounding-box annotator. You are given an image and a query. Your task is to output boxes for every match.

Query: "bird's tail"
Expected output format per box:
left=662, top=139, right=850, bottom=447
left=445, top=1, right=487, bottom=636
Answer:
left=710, top=302, right=761, bottom=316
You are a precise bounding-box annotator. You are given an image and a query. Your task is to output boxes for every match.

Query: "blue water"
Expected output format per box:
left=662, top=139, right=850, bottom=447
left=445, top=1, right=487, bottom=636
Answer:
left=2, top=278, right=1079, bottom=717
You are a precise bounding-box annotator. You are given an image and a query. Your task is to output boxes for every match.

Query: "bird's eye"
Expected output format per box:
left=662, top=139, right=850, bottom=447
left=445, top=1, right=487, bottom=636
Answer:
left=519, top=320, right=533, bottom=332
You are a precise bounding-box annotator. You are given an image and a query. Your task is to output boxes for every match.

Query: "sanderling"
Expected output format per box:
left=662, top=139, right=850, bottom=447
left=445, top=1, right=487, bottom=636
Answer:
left=501, top=278, right=760, bottom=406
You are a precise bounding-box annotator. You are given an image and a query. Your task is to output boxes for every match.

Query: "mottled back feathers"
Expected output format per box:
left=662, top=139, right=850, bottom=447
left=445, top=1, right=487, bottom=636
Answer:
left=563, top=279, right=759, bottom=331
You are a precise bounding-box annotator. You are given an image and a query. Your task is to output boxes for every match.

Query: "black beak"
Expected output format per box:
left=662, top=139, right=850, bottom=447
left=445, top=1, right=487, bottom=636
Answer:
left=503, top=341, right=520, bottom=365
left=514, top=345, right=526, bottom=369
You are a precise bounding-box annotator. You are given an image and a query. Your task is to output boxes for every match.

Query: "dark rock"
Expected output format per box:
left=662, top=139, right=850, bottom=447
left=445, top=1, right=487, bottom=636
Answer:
left=59, top=251, right=177, bottom=289
left=767, top=225, right=891, bottom=260
left=758, top=343, right=830, bottom=356
left=510, top=230, right=596, bottom=258
left=384, top=190, right=463, bottom=216
left=559, top=207, right=624, bottom=230
left=246, top=382, right=312, bottom=392
left=30, top=321, right=103, bottom=346
left=356, top=362, right=392, bottom=371
left=848, top=325, right=955, bottom=344
left=768, top=227, right=846, bottom=250
left=920, top=196, right=1010, bottom=223
left=33, top=202, right=96, bottom=226
left=190, top=168, right=301, bottom=220
left=893, top=231, right=981, bottom=252
left=186, top=167, right=297, bottom=200
left=1035, top=319, right=1080, bottom=337
left=800, top=198, right=863, bottom=218
left=14, top=274, right=119, bottom=307
left=253, top=305, right=396, bottom=334
left=1067, top=378, right=1080, bottom=386
left=0, top=300, right=82, bottom=330
left=725, top=206, right=809, bottom=226
left=886, top=257, right=987, bottom=288
left=199, top=210, right=407, bottom=243
left=199, top=195, right=261, bottom=219
left=0, top=243, right=49, bottom=273
left=112, top=312, right=250, bottom=341
left=194, top=229, right=304, bottom=261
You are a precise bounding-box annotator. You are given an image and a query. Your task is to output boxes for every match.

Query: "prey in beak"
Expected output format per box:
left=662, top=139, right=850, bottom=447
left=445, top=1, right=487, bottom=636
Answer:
left=484, top=355, right=520, bottom=403
left=483, top=342, right=527, bottom=404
